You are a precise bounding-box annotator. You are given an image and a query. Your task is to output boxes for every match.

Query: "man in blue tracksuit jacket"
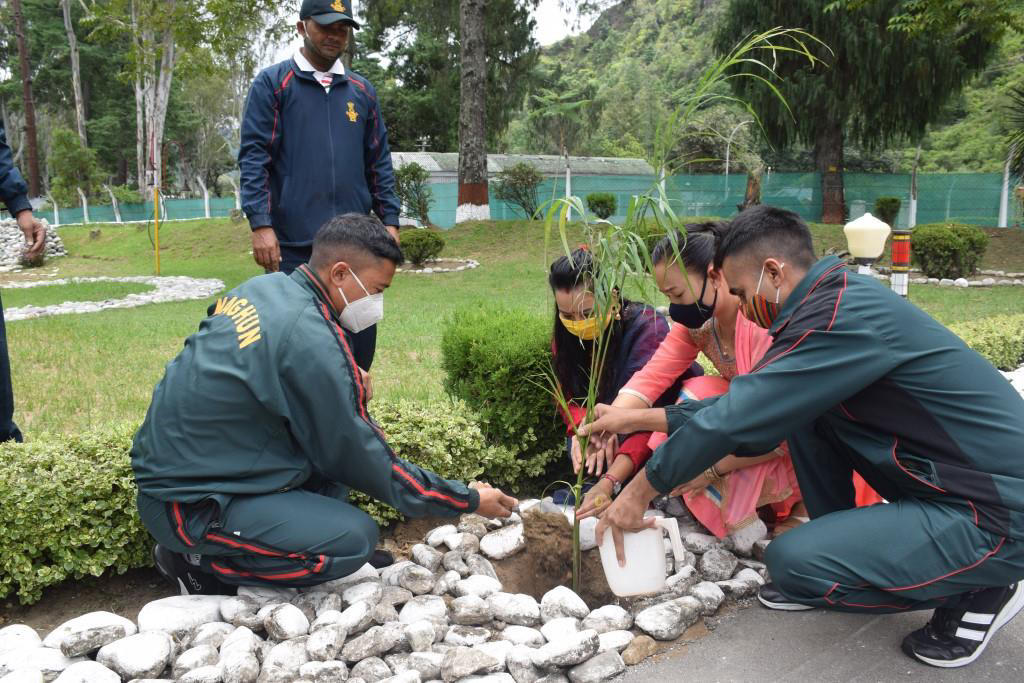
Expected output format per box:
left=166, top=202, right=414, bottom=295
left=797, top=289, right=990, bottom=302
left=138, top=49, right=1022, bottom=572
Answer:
left=239, top=0, right=401, bottom=370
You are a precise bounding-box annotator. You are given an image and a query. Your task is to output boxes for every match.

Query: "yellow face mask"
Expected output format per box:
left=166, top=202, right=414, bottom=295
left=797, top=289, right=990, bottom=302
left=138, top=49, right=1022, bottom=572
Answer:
left=560, top=313, right=610, bottom=341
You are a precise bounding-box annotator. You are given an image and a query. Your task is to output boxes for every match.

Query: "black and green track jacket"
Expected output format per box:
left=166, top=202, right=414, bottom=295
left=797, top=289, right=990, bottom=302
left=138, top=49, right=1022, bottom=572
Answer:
left=131, top=265, right=480, bottom=517
left=647, top=256, right=1024, bottom=541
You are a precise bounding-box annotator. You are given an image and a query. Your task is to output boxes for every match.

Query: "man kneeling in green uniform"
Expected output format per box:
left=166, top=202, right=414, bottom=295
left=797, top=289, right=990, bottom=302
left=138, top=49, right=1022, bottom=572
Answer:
left=133, top=213, right=516, bottom=595
left=581, top=205, right=1024, bottom=668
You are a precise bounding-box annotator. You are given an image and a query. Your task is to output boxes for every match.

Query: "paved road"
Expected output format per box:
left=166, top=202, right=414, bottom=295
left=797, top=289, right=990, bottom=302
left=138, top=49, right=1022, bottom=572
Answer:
left=621, top=603, right=1024, bottom=682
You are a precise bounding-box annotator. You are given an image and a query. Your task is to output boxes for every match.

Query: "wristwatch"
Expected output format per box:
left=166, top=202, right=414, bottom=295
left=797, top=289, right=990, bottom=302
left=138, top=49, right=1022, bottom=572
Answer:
left=600, top=473, right=622, bottom=496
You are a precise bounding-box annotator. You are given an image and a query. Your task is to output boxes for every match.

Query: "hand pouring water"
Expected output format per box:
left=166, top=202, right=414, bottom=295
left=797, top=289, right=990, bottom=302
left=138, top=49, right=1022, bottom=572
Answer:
left=598, top=516, right=687, bottom=597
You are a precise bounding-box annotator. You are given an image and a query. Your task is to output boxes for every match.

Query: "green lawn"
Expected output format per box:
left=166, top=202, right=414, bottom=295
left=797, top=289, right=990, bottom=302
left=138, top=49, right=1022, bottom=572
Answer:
left=3, top=217, right=1023, bottom=436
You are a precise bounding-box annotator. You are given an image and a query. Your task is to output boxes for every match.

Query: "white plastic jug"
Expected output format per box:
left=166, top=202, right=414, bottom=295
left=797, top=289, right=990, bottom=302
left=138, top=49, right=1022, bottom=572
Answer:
left=598, top=516, right=686, bottom=597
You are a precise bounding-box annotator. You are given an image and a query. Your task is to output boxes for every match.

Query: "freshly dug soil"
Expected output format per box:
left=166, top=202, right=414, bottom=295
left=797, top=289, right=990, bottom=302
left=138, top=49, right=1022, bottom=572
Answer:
left=493, top=508, right=616, bottom=607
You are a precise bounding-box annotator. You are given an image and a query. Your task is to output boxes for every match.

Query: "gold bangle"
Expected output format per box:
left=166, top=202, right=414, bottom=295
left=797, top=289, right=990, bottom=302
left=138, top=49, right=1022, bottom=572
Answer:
left=704, top=467, right=721, bottom=484
left=711, top=463, right=723, bottom=479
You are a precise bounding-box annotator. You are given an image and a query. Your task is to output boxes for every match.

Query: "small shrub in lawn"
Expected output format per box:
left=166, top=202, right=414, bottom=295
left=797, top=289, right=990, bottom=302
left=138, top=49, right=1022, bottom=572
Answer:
left=949, top=314, right=1024, bottom=371
left=401, top=229, right=445, bottom=266
left=494, top=162, right=543, bottom=218
left=911, top=223, right=988, bottom=279
left=354, top=398, right=519, bottom=524
left=0, top=422, right=151, bottom=604
left=441, top=308, right=563, bottom=475
left=874, top=196, right=901, bottom=227
left=396, top=162, right=434, bottom=226
left=586, top=192, right=617, bottom=219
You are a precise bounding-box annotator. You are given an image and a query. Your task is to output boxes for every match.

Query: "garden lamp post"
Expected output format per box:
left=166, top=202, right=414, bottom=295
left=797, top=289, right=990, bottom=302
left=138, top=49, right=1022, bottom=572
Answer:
left=844, top=212, right=891, bottom=276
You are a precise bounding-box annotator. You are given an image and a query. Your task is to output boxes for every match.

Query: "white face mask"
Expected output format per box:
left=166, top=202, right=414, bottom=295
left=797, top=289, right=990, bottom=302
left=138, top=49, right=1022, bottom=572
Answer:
left=338, top=269, right=383, bottom=333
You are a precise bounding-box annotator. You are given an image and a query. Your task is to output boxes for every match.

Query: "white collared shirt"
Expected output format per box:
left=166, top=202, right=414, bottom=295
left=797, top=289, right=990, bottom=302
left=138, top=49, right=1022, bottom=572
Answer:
left=293, top=49, right=345, bottom=92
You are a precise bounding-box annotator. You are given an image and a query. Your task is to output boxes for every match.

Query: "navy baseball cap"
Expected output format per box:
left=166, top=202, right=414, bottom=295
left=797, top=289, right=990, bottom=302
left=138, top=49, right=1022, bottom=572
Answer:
left=300, top=0, right=360, bottom=28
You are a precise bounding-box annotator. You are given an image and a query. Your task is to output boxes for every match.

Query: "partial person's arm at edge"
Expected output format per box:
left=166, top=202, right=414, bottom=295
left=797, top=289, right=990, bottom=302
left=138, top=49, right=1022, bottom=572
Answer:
left=362, top=83, right=401, bottom=227
left=0, top=120, right=30, bottom=215
left=645, top=317, right=897, bottom=494
left=238, top=72, right=278, bottom=230
left=280, top=312, right=479, bottom=517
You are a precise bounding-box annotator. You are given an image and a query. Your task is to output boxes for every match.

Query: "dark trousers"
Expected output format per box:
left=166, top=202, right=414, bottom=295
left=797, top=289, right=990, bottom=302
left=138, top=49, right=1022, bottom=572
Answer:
left=279, top=245, right=377, bottom=371
left=0, top=294, right=22, bottom=443
left=137, top=480, right=378, bottom=587
left=767, top=419, right=1024, bottom=613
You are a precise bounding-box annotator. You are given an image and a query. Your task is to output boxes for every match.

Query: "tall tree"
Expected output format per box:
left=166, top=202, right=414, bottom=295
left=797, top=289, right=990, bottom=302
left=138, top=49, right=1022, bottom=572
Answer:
left=457, top=0, right=488, bottom=222
left=10, top=0, right=40, bottom=196
left=61, top=0, right=86, bottom=146
left=716, top=0, right=1000, bottom=223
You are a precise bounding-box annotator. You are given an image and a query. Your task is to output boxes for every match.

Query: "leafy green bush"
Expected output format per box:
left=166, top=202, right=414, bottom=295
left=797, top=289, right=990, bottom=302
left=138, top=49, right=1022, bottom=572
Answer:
left=402, top=229, right=445, bottom=266
left=949, top=314, right=1024, bottom=371
left=441, top=308, right=563, bottom=478
left=354, top=398, right=520, bottom=524
left=586, top=192, right=617, bottom=219
left=395, top=162, right=434, bottom=226
left=0, top=422, right=150, bottom=604
left=494, top=163, right=543, bottom=218
left=911, top=223, right=988, bottom=279
left=874, top=196, right=901, bottom=227
left=107, top=184, right=144, bottom=206
left=50, top=128, right=106, bottom=207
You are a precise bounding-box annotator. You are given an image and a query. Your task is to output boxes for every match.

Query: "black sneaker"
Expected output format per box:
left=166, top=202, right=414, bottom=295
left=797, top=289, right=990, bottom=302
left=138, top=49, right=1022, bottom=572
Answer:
left=369, top=548, right=395, bottom=569
left=902, top=582, right=1024, bottom=668
left=757, top=582, right=815, bottom=611
left=152, top=544, right=234, bottom=596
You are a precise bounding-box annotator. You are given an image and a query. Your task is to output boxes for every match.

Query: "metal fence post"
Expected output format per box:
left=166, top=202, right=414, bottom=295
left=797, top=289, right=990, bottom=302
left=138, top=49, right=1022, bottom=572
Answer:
left=76, top=187, right=89, bottom=223
left=227, top=175, right=241, bottom=211
left=999, top=158, right=1010, bottom=229
left=104, top=185, right=122, bottom=223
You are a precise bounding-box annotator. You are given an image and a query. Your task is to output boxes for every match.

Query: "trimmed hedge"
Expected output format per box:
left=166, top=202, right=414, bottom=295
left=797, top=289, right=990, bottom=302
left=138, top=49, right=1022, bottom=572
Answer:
left=440, top=308, right=564, bottom=477
left=352, top=398, right=519, bottom=525
left=402, top=229, right=445, bottom=266
left=911, top=222, right=989, bottom=280
left=586, top=192, right=617, bottom=220
left=874, top=196, right=901, bottom=227
left=950, top=314, right=1024, bottom=371
left=0, top=422, right=150, bottom=604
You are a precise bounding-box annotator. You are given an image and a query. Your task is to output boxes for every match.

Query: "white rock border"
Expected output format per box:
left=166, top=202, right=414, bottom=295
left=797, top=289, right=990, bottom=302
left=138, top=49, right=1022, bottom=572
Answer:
left=3, top=276, right=225, bottom=322
left=868, top=267, right=1024, bottom=287
left=396, top=258, right=480, bottom=275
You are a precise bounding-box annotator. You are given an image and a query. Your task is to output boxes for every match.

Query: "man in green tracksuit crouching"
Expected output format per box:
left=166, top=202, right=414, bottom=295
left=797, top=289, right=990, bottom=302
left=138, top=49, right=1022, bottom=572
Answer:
left=132, top=213, right=516, bottom=594
left=582, top=205, right=1024, bottom=668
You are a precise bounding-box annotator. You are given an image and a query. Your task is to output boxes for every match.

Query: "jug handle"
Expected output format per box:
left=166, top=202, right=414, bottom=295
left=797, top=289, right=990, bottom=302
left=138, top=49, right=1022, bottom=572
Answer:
left=655, top=516, right=687, bottom=569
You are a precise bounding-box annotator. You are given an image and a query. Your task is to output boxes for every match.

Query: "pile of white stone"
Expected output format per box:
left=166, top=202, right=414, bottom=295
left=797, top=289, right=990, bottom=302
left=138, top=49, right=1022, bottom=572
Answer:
left=0, top=508, right=767, bottom=683
left=1003, top=366, right=1024, bottom=399
left=0, top=219, right=65, bottom=270
left=396, top=259, right=480, bottom=275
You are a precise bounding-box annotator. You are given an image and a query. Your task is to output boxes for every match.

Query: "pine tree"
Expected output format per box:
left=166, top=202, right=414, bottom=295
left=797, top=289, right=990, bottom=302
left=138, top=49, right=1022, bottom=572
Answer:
left=715, top=0, right=999, bottom=223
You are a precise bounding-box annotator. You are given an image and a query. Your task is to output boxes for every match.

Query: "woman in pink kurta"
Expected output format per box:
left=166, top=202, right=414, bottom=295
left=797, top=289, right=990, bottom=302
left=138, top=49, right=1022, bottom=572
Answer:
left=609, top=223, right=804, bottom=551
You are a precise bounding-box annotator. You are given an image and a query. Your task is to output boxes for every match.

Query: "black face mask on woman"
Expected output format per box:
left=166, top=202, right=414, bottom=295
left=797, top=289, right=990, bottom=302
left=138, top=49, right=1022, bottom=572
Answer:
left=668, top=274, right=717, bottom=329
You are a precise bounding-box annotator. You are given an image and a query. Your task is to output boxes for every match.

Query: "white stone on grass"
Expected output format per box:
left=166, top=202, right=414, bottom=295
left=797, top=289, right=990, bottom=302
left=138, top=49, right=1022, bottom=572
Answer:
left=596, top=630, right=633, bottom=655
left=500, top=625, right=545, bottom=648
left=51, top=661, right=120, bottom=683
left=689, top=582, right=725, bottom=616
left=581, top=606, right=631, bottom=634
left=344, top=582, right=384, bottom=608
left=426, top=525, right=458, bottom=547
left=0, top=625, right=41, bottom=655
left=399, top=596, right=448, bottom=625
left=410, top=544, right=443, bottom=572
left=634, top=597, right=701, bottom=641
left=531, top=629, right=599, bottom=669
left=454, top=576, right=502, bottom=599
left=540, top=587, right=589, bottom=623
left=265, top=603, right=310, bottom=640
left=479, top=525, right=526, bottom=560
left=539, top=618, right=580, bottom=644
left=487, top=593, right=540, bottom=626
left=137, top=595, right=225, bottom=638
left=96, top=632, right=173, bottom=680
left=567, top=650, right=625, bottom=683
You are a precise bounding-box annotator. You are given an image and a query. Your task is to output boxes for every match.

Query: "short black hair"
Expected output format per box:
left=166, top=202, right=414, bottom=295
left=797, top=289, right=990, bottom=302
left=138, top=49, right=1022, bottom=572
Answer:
left=651, top=222, right=726, bottom=272
left=310, top=213, right=404, bottom=269
left=714, top=205, right=815, bottom=270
